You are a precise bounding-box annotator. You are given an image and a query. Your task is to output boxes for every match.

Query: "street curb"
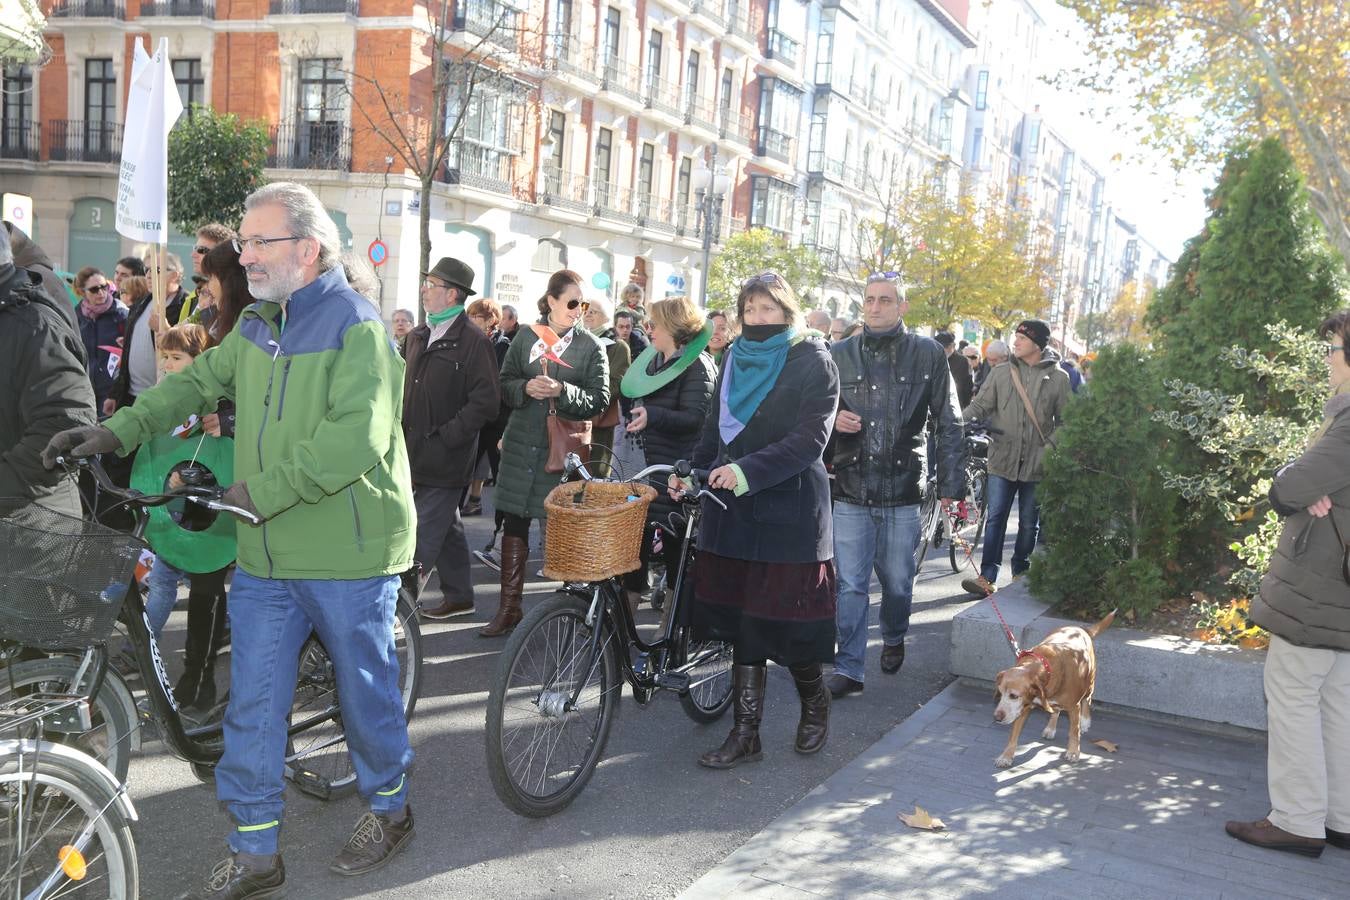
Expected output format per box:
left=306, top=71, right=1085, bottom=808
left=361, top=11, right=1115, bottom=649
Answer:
left=948, top=580, right=1268, bottom=731
left=677, top=683, right=962, bottom=899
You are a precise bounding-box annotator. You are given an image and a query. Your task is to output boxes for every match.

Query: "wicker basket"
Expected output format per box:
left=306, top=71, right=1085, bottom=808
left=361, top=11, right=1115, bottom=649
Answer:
left=542, top=481, right=658, bottom=583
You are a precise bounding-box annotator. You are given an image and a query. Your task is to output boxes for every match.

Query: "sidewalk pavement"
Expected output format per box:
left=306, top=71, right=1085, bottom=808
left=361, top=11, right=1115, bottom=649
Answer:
left=681, top=680, right=1350, bottom=899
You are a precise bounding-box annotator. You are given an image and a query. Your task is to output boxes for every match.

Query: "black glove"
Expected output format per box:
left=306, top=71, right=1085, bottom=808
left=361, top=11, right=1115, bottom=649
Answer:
left=221, top=481, right=263, bottom=524
left=41, top=425, right=123, bottom=469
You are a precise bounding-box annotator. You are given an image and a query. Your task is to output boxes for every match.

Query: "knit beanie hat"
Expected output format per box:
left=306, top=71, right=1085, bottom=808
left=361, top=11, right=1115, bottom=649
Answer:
left=1015, top=319, right=1050, bottom=350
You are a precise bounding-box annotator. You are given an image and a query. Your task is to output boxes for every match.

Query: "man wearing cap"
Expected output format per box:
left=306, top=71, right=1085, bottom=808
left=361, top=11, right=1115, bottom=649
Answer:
left=403, top=257, right=501, bottom=618
left=959, top=319, right=1070, bottom=597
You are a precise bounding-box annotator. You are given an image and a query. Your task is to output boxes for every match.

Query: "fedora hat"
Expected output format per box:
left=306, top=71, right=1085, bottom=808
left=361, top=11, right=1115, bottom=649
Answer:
left=422, top=257, right=477, bottom=296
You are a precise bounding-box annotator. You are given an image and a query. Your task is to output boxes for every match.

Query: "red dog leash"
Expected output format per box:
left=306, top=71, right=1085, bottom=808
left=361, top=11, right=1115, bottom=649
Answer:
left=988, top=594, right=1052, bottom=675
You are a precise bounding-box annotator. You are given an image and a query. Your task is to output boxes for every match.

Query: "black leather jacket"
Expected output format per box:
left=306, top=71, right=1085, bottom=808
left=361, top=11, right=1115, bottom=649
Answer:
left=829, top=325, right=966, bottom=506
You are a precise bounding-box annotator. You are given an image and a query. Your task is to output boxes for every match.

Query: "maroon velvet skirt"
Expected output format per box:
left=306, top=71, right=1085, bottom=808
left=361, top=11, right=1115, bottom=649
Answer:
left=692, top=551, right=836, bottom=666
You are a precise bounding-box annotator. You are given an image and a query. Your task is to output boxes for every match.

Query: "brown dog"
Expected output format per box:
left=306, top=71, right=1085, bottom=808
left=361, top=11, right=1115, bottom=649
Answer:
left=991, top=610, right=1115, bottom=768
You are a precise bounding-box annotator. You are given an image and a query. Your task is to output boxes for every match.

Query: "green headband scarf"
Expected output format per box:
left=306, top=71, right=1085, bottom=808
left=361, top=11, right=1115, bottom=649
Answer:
left=621, top=322, right=714, bottom=399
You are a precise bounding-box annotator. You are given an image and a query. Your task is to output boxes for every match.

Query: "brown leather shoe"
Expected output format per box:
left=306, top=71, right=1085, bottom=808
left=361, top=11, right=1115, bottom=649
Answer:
left=1326, top=827, right=1350, bottom=850
left=420, top=597, right=474, bottom=619
left=480, top=536, right=527, bottom=637
left=177, top=853, right=284, bottom=899
left=330, top=808, right=414, bottom=876
left=879, top=641, right=906, bottom=674
left=789, top=663, right=830, bottom=754
left=961, top=575, right=996, bottom=597
left=1225, top=818, right=1324, bottom=857
left=699, top=664, right=766, bottom=769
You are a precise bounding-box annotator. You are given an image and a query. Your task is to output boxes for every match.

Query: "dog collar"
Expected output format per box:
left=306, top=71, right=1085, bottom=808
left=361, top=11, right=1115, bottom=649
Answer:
left=1017, top=649, right=1051, bottom=676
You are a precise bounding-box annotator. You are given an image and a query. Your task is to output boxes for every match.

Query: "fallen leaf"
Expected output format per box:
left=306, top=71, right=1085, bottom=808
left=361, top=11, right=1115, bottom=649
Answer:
left=1092, top=739, right=1119, bottom=753
left=898, top=805, right=945, bottom=831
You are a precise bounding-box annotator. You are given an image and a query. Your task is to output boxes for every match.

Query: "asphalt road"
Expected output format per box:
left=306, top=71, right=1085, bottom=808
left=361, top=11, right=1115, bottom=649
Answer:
left=126, top=504, right=989, bottom=899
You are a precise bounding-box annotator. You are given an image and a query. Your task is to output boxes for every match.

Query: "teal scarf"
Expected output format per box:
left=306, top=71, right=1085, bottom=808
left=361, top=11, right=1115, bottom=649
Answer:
left=719, top=326, right=795, bottom=444
left=427, top=304, right=464, bottom=326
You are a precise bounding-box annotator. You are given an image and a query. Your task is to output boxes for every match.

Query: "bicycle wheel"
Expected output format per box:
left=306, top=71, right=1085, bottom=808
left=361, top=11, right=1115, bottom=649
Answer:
left=485, top=590, right=620, bottom=818
left=950, top=469, right=988, bottom=573
left=283, top=589, right=422, bottom=797
left=913, top=491, right=939, bottom=571
left=0, top=657, right=136, bottom=784
left=676, top=633, right=733, bottom=723
left=0, top=741, right=139, bottom=898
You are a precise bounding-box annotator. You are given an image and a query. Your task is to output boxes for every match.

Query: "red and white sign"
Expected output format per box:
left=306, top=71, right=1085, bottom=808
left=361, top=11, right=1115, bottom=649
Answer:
left=4, top=193, right=32, bottom=236
left=368, top=239, right=388, bottom=267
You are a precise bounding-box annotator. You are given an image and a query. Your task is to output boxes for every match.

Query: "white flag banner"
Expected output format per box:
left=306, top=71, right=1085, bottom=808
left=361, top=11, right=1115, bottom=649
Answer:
left=116, top=37, right=183, bottom=243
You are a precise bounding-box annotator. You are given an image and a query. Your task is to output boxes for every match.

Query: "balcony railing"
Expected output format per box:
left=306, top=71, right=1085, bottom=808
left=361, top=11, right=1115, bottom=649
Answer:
left=0, top=122, right=40, bottom=161
left=756, top=127, right=793, bottom=164
left=443, top=142, right=515, bottom=194
left=689, top=0, right=726, bottom=27
left=725, top=0, right=754, bottom=41
left=540, top=166, right=591, bottom=213
left=634, top=195, right=676, bottom=234
left=47, top=120, right=123, bottom=163
left=50, top=0, right=124, bottom=17
left=683, top=93, right=717, bottom=131
left=594, top=182, right=639, bottom=223
left=139, top=0, right=215, bottom=16
left=717, top=108, right=753, bottom=145
left=643, top=73, right=682, bottom=117
left=268, top=0, right=357, bottom=14
left=767, top=29, right=801, bottom=67
left=268, top=121, right=352, bottom=171
left=550, top=37, right=601, bottom=84
left=599, top=57, right=642, bottom=103
left=456, top=0, right=521, bottom=51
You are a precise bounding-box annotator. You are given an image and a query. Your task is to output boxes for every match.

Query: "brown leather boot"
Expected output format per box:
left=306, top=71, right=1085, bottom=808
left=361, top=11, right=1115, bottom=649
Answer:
left=789, top=662, right=830, bottom=754
left=479, top=536, right=527, bottom=637
left=698, top=664, right=766, bottom=769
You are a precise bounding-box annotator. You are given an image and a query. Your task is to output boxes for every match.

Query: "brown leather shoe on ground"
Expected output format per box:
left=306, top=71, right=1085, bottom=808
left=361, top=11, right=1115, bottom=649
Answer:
left=879, top=642, right=905, bottom=674
left=960, top=575, right=996, bottom=597
left=1327, top=826, right=1350, bottom=850
left=420, top=598, right=474, bottom=619
left=177, top=853, right=284, bottom=899
left=330, top=808, right=415, bottom=876
left=1225, top=818, right=1324, bottom=858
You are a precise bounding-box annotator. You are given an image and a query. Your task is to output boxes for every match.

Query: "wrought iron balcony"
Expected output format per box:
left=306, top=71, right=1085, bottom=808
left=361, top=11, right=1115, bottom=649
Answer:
left=549, top=37, right=601, bottom=84
left=718, top=108, right=753, bottom=145
left=456, top=0, right=522, bottom=51
left=725, top=0, right=755, bottom=42
left=47, top=120, right=122, bottom=163
left=268, top=0, right=357, bottom=15
left=634, top=195, right=676, bottom=234
left=689, top=0, right=726, bottom=27
left=539, top=166, right=590, bottom=213
left=442, top=141, right=514, bottom=194
left=643, top=74, right=682, bottom=117
left=756, top=127, right=793, bottom=164
left=139, top=0, right=215, bottom=16
left=49, top=0, right=125, bottom=17
left=683, top=93, right=717, bottom=131
left=268, top=121, right=352, bottom=171
left=767, top=29, right=801, bottom=67
left=599, top=57, right=642, bottom=103
left=0, top=122, right=40, bottom=162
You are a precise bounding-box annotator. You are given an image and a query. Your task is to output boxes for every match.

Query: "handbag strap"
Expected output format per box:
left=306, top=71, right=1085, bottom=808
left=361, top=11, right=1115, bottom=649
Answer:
left=1008, top=364, right=1052, bottom=447
left=1327, top=508, right=1350, bottom=587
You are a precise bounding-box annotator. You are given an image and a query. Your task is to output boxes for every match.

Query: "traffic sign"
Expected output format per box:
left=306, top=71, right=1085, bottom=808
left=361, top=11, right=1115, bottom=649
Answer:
left=4, top=193, right=33, bottom=236
left=368, top=239, right=388, bottom=267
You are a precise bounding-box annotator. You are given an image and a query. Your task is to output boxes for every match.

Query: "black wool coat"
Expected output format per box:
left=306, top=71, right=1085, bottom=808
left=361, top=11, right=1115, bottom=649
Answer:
left=633, top=351, right=716, bottom=467
left=692, top=338, right=840, bottom=564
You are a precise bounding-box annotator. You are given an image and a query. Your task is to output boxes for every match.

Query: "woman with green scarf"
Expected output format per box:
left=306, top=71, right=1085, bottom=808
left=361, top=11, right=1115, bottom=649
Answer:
left=674, top=273, right=840, bottom=769
left=619, top=295, right=716, bottom=613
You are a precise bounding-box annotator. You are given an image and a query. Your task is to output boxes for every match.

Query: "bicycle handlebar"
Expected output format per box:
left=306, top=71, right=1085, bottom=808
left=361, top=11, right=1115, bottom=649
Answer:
left=58, top=455, right=263, bottom=526
left=562, top=453, right=729, bottom=511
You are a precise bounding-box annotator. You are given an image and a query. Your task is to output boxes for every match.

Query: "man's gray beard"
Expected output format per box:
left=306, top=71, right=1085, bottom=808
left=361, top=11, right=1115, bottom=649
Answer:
left=247, top=267, right=306, bottom=302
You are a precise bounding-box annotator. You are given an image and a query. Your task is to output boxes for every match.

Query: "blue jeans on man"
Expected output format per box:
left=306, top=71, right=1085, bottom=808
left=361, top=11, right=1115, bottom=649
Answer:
left=832, top=501, right=921, bottom=683
left=979, top=475, right=1041, bottom=584
left=217, top=570, right=412, bottom=855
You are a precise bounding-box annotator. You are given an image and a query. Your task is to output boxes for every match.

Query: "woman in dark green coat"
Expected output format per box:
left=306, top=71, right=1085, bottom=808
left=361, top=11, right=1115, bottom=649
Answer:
left=480, top=269, right=609, bottom=636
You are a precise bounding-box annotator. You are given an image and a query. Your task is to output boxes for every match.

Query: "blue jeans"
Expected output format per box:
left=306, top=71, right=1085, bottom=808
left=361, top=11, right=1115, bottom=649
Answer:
left=218, top=570, right=412, bottom=855
left=145, top=558, right=185, bottom=641
left=832, top=501, right=920, bottom=683
left=980, top=475, right=1041, bottom=584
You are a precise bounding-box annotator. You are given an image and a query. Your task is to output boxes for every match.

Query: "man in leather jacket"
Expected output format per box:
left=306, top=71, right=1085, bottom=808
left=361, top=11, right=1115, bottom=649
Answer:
left=827, top=274, right=965, bottom=697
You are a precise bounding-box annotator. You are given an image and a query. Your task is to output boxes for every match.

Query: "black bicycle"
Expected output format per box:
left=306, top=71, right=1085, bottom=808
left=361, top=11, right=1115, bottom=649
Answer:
left=2, top=455, right=423, bottom=800
left=946, top=424, right=994, bottom=573
left=484, top=454, right=734, bottom=817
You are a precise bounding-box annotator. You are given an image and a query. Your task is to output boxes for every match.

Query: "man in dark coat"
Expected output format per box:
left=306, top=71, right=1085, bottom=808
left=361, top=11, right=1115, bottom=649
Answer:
left=0, top=229, right=97, bottom=517
left=936, top=331, right=973, bottom=408
left=403, top=257, right=501, bottom=618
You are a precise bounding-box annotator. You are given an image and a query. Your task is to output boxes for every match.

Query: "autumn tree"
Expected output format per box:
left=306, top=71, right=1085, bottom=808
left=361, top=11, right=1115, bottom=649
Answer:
left=707, top=229, right=826, bottom=311
left=1102, top=279, right=1153, bottom=344
left=1060, top=0, right=1350, bottom=263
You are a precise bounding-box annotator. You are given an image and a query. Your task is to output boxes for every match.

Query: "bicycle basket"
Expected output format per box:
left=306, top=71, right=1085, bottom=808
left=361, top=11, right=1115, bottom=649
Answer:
left=0, top=501, right=144, bottom=649
left=542, top=481, right=658, bottom=583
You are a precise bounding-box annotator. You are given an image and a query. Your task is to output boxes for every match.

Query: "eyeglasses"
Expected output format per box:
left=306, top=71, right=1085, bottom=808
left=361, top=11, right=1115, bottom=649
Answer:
left=85, top=284, right=108, bottom=294
left=566, top=299, right=591, bottom=311
left=421, top=278, right=450, bottom=291
left=1325, top=343, right=1345, bottom=357
left=193, top=245, right=212, bottom=255
left=866, top=271, right=901, bottom=283
left=742, top=272, right=784, bottom=288
left=232, top=235, right=304, bottom=254
left=963, top=353, right=979, bottom=360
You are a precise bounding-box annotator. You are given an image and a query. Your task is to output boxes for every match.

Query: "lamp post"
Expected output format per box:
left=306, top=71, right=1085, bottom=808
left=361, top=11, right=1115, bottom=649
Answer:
left=691, top=145, right=732, bottom=308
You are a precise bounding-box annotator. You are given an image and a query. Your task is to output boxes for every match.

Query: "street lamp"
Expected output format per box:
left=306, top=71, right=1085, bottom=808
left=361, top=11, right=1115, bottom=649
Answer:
left=691, top=145, right=732, bottom=308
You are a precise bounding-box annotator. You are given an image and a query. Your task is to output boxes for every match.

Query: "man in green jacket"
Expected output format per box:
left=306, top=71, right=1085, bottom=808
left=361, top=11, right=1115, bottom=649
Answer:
left=44, top=183, right=416, bottom=898
left=959, top=319, right=1070, bottom=597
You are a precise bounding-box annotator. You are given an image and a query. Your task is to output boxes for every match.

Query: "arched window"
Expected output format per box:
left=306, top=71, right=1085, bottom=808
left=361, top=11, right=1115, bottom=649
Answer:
left=532, top=237, right=567, bottom=272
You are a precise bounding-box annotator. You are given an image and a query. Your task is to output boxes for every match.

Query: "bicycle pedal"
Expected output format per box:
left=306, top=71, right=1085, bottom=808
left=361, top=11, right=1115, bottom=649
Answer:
left=286, top=766, right=332, bottom=801
left=656, top=671, right=691, bottom=693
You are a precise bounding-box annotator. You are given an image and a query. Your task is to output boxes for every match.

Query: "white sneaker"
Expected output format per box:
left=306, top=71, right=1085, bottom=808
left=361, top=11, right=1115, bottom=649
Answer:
left=473, top=549, right=501, bottom=573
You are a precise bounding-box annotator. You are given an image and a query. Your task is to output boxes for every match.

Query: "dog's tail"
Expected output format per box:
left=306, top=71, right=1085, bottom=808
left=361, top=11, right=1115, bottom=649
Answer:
left=1087, top=609, right=1117, bottom=638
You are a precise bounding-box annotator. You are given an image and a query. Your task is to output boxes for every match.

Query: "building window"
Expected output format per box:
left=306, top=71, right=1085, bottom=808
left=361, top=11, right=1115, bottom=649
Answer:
left=757, top=76, right=801, bottom=161
left=637, top=142, right=655, bottom=215
left=533, top=238, right=567, bottom=272
left=603, top=6, right=621, bottom=61
left=2, top=64, right=33, bottom=152
left=720, top=67, right=733, bottom=113
left=547, top=110, right=565, bottom=171
left=450, top=83, right=524, bottom=181
left=594, top=126, right=613, bottom=208
left=971, top=127, right=983, bottom=167
left=85, top=58, right=116, bottom=125
left=685, top=50, right=700, bottom=100
left=554, top=0, right=574, bottom=57
left=647, top=29, right=662, bottom=82
left=975, top=71, right=989, bottom=111
left=749, top=175, right=796, bottom=234
left=173, top=59, right=204, bottom=114
left=677, top=155, right=692, bottom=229
left=298, top=58, right=344, bottom=123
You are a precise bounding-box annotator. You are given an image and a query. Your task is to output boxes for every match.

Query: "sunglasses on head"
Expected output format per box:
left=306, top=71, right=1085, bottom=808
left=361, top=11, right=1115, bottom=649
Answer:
left=193, top=245, right=211, bottom=255
left=566, top=299, right=590, bottom=311
left=867, top=271, right=901, bottom=283
left=742, top=272, right=784, bottom=288
left=86, top=284, right=107, bottom=294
